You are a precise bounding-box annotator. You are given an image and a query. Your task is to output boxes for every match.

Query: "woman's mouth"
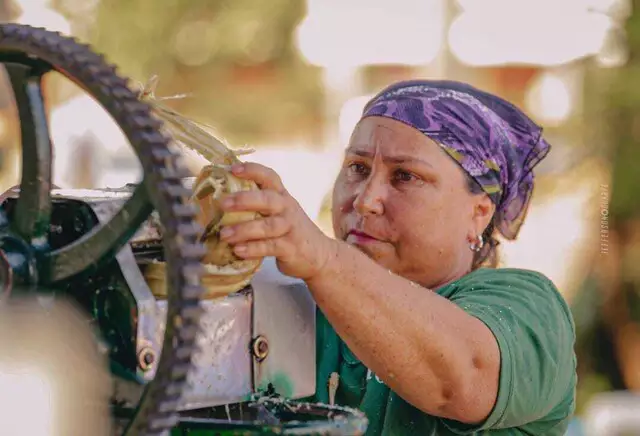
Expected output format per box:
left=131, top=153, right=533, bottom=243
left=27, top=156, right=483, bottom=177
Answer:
left=346, top=230, right=380, bottom=245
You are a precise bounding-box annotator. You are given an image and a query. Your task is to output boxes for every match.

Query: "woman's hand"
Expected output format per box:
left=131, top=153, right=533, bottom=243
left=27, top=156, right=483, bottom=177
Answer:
left=218, top=162, right=337, bottom=281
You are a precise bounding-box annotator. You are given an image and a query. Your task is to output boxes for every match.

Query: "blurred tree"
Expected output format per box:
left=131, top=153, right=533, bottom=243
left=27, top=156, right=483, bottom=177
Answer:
left=574, top=0, right=640, bottom=412
left=75, top=0, right=324, bottom=146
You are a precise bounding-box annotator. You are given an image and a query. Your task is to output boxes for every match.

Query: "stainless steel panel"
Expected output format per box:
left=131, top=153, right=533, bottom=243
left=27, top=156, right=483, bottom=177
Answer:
left=251, top=257, right=316, bottom=400
left=153, top=292, right=254, bottom=410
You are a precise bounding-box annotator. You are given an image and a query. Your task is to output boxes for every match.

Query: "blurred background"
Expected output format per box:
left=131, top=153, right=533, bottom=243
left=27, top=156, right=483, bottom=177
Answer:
left=0, top=0, right=637, bottom=433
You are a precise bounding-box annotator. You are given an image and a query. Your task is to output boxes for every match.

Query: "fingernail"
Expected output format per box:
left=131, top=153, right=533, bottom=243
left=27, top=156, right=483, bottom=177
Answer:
left=221, top=197, right=234, bottom=208
left=234, top=244, right=247, bottom=255
left=231, top=164, right=244, bottom=173
left=219, top=227, right=234, bottom=239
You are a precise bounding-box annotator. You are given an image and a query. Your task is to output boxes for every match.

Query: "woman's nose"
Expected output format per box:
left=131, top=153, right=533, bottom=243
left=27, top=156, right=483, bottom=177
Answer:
left=353, top=176, right=385, bottom=216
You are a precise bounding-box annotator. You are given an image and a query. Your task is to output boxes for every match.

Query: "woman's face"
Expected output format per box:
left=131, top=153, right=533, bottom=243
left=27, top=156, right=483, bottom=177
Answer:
left=332, top=116, right=495, bottom=288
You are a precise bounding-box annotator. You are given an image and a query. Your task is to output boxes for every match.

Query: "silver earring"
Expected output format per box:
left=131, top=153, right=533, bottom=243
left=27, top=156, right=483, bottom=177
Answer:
left=469, top=235, right=484, bottom=252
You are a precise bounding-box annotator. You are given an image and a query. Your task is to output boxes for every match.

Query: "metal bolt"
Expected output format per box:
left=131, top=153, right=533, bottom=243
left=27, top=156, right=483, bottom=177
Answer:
left=252, top=335, right=269, bottom=362
left=138, top=347, right=156, bottom=371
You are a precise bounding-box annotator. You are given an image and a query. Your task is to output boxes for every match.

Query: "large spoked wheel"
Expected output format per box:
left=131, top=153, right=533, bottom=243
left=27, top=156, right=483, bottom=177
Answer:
left=0, top=24, right=206, bottom=435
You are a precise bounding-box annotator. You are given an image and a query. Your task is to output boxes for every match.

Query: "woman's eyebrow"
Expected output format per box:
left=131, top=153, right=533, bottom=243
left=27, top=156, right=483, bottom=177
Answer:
left=345, top=148, right=434, bottom=168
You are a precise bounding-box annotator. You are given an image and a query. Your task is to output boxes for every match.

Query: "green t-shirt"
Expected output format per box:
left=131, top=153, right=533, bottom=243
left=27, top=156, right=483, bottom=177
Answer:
left=313, top=268, right=577, bottom=435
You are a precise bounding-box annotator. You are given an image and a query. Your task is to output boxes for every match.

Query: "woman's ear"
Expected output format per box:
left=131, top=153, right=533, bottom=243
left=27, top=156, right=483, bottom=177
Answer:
left=471, top=194, right=495, bottom=236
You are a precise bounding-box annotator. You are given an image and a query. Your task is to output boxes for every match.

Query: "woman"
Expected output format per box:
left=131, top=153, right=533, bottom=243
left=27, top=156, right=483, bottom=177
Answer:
left=217, top=80, right=576, bottom=434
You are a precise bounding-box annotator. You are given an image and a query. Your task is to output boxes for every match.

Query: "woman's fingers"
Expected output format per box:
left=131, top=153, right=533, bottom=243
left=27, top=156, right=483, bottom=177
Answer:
left=216, top=162, right=332, bottom=279
left=221, top=189, right=288, bottom=216
left=231, top=162, right=286, bottom=192
left=232, top=238, right=289, bottom=259
left=220, top=215, right=290, bottom=243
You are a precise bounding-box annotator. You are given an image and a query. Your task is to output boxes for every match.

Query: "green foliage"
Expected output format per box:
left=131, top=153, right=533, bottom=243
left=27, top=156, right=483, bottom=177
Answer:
left=603, top=1, right=640, bottom=220
left=572, top=0, right=640, bottom=412
left=87, top=0, right=324, bottom=145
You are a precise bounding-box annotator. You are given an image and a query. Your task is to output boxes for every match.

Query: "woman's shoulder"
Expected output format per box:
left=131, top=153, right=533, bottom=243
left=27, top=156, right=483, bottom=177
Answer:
left=443, top=267, right=574, bottom=333
left=463, top=266, right=556, bottom=286
left=451, top=267, right=566, bottom=303
left=443, top=268, right=577, bottom=433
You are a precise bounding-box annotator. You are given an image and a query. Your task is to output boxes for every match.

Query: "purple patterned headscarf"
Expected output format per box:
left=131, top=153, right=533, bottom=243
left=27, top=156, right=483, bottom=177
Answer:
left=361, top=79, right=551, bottom=240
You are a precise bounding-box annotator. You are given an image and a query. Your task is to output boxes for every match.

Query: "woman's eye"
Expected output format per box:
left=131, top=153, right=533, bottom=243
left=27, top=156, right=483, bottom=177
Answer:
left=393, top=170, right=417, bottom=183
left=348, top=162, right=369, bottom=175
